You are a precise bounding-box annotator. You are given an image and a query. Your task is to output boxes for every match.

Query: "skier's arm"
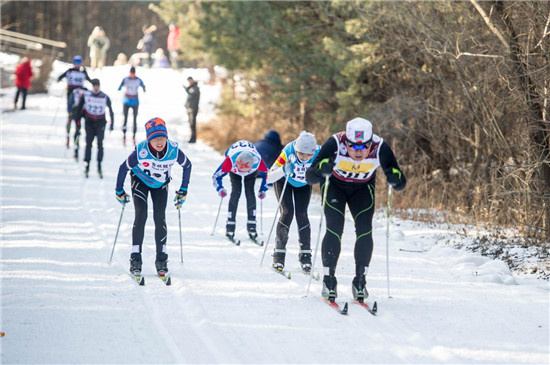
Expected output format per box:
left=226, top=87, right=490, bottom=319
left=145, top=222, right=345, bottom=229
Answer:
left=306, top=137, right=338, bottom=185
left=212, top=157, right=231, bottom=191
left=117, top=79, right=124, bottom=91
left=115, top=152, right=138, bottom=193
left=177, top=149, right=192, bottom=191
left=141, top=79, right=146, bottom=92
left=106, top=96, right=115, bottom=122
left=74, top=93, right=85, bottom=118
left=379, top=142, right=406, bottom=191
left=57, top=69, right=68, bottom=82
left=83, top=69, right=92, bottom=83
left=267, top=150, right=291, bottom=184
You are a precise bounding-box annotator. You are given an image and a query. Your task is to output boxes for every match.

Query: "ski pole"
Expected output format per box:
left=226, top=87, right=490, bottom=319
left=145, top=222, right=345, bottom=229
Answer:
left=260, top=198, right=263, bottom=235
left=386, top=185, right=393, bottom=298
left=46, top=95, right=64, bottom=140
left=210, top=196, right=224, bottom=236
left=178, top=207, right=184, bottom=264
left=109, top=203, right=127, bottom=263
left=306, top=175, right=330, bottom=297
left=259, top=175, right=289, bottom=267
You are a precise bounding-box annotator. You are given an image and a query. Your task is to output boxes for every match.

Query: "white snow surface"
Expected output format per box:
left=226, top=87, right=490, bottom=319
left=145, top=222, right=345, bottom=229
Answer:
left=1, top=63, right=549, bottom=364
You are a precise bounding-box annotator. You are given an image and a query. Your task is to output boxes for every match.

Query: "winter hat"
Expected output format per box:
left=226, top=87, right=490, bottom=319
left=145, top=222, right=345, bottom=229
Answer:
left=73, top=55, right=82, bottom=66
left=90, top=78, right=100, bottom=86
left=294, top=131, right=317, bottom=155
left=145, top=117, right=168, bottom=142
left=130, top=67, right=136, bottom=74
left=345, top=117, right=373, bottom=144
left=235, top=151, right=254, bottom=173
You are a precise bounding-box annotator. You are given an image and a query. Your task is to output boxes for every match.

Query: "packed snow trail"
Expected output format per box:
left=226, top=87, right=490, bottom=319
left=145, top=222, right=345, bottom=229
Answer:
left=1, top=64, right=548, bottom=364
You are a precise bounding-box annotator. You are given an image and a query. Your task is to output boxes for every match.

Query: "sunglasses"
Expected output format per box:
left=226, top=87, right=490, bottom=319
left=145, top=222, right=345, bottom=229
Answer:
left=346, top=139, right=371, bottom=151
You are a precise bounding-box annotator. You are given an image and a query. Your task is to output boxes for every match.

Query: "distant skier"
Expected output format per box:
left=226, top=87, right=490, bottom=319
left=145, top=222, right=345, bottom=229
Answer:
left=74, top=78, right=114, bottom=178
left=115, top=117, right=192, bottom=277
left=266, top=131, right=320, bottom=274
left=184, top=76, right=200, bottom=143
left=57, top=55, right=92, bottom=149
left=255, top=130, right=283, bottom=169
left=118, top=66, right=146, bottom=146
left=306, top=117, right=406, bottom=302
left=68, top=86, right=88, bottom=161
left=212, top=140, right=268, bottom=242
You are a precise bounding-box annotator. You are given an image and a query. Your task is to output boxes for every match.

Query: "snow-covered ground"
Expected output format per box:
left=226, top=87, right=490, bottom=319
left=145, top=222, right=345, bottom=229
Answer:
left=1, top=62, right=549, bottom=364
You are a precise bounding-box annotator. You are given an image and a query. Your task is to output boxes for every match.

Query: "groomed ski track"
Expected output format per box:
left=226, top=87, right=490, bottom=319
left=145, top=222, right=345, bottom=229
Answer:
left=1, top=64, right=548, bottom=364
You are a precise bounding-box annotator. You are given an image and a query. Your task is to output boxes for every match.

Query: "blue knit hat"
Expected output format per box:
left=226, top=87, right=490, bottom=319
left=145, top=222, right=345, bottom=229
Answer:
left=145, top=117, right=168, bottom=142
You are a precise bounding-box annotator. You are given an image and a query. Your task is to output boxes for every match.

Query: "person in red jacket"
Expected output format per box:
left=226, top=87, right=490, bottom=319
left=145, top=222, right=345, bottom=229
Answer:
left=14, top=57, right=33, bottom=110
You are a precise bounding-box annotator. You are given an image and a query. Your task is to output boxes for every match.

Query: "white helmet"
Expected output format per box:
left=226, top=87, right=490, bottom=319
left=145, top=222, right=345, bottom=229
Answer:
left=235, top=151, right=254, bottom=173
left=346, top=117, right=373, bottom=144
left=294, top=131, right=317, bottom=155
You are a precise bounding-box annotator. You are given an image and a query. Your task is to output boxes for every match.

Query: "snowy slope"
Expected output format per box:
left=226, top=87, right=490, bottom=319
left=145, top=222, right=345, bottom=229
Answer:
left=1, top=64, right=549, bottom=364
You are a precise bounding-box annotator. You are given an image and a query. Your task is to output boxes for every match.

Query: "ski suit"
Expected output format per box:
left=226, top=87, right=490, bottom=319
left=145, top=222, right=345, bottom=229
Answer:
left=266, top=140, right=320, bottom=266
left=116, top=139, right=192, bottom=260
left=212, top=140, right=268, bottom=236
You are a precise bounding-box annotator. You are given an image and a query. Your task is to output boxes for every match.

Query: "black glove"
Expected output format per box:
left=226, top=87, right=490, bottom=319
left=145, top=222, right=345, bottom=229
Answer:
left=318, top=158, right=334, bottom=177
left=109, top=121, right=114, bottom=131
left=174, top=189, right=187, bottom=208
left=387, top=168, right=406, bottom=191
left=115, top=190, right=130, bottom=205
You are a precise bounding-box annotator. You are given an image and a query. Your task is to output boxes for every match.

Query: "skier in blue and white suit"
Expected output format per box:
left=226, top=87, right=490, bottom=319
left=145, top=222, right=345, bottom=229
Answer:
left=266, top=131, right=320, bottom=273
left=118, top=67, right=146, bottom=146
left=115, top=117, right=192, bottom=276
left=212, top=140, right=269, bottom=240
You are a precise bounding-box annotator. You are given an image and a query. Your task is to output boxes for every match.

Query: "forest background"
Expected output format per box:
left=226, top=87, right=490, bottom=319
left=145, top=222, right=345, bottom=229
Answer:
left=2, top=1, right=549, bottom=258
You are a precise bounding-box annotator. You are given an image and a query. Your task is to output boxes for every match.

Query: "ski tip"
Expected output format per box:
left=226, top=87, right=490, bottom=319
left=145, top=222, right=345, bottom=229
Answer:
left=372, top=301, right=378, bottom=313
left=288, top=272, right=292, bottom=279
left=139, top=277, right=145, bottom=286
left=166, top=276, right=172, bottom=286
left=341, top=302, right=349, bottom=315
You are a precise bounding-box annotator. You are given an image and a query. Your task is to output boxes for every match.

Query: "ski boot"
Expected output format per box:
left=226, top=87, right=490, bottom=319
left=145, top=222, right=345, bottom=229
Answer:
left=129, top=253, right=142, bottom=275
left=122, top=135, right=126, bottom=147
left=74, top=149, right=79, bottom=162
left=155, top=253, right=169, bottom=277
left=352, top=275, right=368, bottom=302
left=299, top=251, right=312, bottom=274
left=322, top=275, right=338, bottom=301
left=98, top=164, right=103, bottom=179
left=84, top=162, right=89, bottom=178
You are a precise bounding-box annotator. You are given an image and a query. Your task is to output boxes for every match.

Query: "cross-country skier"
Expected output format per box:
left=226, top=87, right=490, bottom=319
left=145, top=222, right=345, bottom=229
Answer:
left=212, top=140, right=268, bottom=242
left=57, top=55, right=92, bottom=149
left=118, top=66, right=146, bottom=146
left=115, top=117, right=192, bottom=277
left=305, top=117, right=406, bottom=302
left=68, top=86, right=87, bottom=161
left=74, top=78, right=114, bottom=178
left=266, top=131, right=320, bottom=274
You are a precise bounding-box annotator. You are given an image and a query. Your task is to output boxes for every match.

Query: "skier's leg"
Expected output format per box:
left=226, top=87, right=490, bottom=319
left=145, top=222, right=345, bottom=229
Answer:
left=294, top=184, right=313, bottom=266
left=273, top=179, right=294, bottom=267
left=243, top=173, right=257, bottom=236
left=150, top=184, right=169, bottom=260
left=131, top=175, right=149, bottom=255
left=226, top=172, right=242, bottom=236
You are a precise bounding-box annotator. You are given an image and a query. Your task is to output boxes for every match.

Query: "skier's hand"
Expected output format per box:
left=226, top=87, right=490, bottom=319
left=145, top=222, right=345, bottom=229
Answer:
left=318, top=158, right=334, bottom=177
left=218, top=188, right=227, bottom=198
left=283, top=161, right=292, bottom=176
left=109, top=121, right=114, bottom=132
left=258, top=191, right=266, bottom=200
left=387, top=168, right=406, bottom=191
left=116, top=190, right=130, bottom=205
left=174, top=189, right=187, bottom=209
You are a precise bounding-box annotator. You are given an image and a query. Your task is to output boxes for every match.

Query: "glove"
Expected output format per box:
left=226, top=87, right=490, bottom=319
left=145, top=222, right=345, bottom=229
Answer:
left=258, top=191, right=266, bottom=200
left=387, top=167, right=406, bottom=190
left=116, top=190, right=130, bottom=205
left=283, top=162, right=292, bottom=175
left=174, top=189, right=187, bottom=208
left=318, top=158, right=334, bottom=177
left=218, top=188, right=227, bottom=198
left=109, top=121, right=114, bottom=131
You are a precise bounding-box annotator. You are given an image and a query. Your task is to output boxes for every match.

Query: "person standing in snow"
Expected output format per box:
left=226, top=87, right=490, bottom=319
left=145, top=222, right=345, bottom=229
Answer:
left=212, top=140, right=268, bottom=242
left=13, top=56, right=33, bottom=110
left=255, top=130, right=283, bottom=169
left=266, top=131, right=320, bottom=274
left=115, top=117, right=192, bottom=277
left=74, top=78, right=114, bottom=178
left=184, top=76, right=200, bottom=143
left=118, top=66, right=146, bottom=146
left=140, top=25, right=157, bottom=68
left=57, top=55, right=92, bottom=149
left=167, top=21, right=180, bottom=68
left=87, top=26, right=110, bottom=71
left=305, top=117, right=406, bottom=302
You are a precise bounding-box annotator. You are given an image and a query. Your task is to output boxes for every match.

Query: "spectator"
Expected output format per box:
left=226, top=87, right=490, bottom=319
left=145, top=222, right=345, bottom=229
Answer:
left=184, top=76, right=200, bottom=143
left=140, top=25, right=157, bottom=68
left=113, top=52, right=128, bottom=66
left=87, top=26, right=110, bottom=71
left=14, top=56, right=33, bottom=110
left=167, top=22, right=180, bottom=68
left=152, top=48, right=170, bottom=68
left=255, top=130, right=283, bottom=168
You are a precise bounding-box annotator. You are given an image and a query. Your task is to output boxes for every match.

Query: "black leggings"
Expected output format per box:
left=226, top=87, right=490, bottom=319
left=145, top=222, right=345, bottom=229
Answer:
left=14, top=87, right=28, bottom=108
left=322, top=180, right=375, bottom=274
left=226, top=172, right=257, bottom=233
left=273, top=179, right=312, bottom=251
left=131, top=174, right=168, bottom=257
left=122, top=104, right=139, bottom=137
left=84, top=117, right=106, bottom=168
